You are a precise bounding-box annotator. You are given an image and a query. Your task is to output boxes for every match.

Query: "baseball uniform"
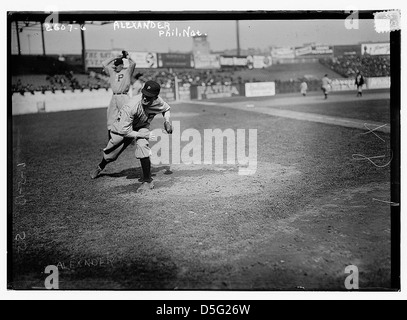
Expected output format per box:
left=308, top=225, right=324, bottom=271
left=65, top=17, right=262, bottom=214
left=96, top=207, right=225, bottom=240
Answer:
left=300, top=81, right=308, bottom=96
left=103, top=94, right=171, bottom=162
left=321, top=76, right=332, bottom=98
left=104, top=60, right=136, bottom=130
left=355, top=73, right=365, bottom=97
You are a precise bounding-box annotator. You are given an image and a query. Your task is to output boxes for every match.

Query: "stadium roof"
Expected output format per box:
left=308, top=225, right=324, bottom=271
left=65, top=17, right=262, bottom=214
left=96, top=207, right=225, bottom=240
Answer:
left=11, top=19, right=113, bottom=70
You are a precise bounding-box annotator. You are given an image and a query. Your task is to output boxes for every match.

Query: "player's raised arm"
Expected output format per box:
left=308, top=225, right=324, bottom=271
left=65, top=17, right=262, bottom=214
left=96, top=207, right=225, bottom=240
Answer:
left=122, top=50, right=136, bottom=74
left=101, top=54, right=121, bottom=74
left=101, top=56, right=117, bottom=68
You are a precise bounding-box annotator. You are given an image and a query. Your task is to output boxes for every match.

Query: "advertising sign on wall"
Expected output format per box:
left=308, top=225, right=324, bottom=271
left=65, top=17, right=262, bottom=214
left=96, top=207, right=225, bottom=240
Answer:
left=247, top=55, right=272, bottom=69
left=129, top=52, right=158, bottom=68
left=366, top=77, right=390, bottom=89
left=271, top=47, right=296, bottom=59
left=197, top=84, right=241, bottom=99
left=295, top=46, right=313, bottom=56
left=219, top=56, right=248, bottom=67
left=245, top=82, right=276, bottom=97
left=157, top=53, right=194, bottom=68
left=361, top=43, right=390, bottom=55
left=85, top=50, right=114, bottom=68
left=330, top=79, right=356, bottom=91
left=311, top=45, right=333, bottom=55
left=193, top=54, right=221, bottom=69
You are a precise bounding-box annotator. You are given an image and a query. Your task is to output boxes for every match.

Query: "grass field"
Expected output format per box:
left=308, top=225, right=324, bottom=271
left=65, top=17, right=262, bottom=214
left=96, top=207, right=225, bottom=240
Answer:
left=10, top=90, right=393, bottom=290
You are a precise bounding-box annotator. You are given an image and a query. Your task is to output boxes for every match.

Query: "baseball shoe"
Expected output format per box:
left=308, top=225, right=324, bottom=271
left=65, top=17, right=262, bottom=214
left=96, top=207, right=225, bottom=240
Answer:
left=137, top=181, right=154, bottom=193
left=90, top=166, right=103, bottom=179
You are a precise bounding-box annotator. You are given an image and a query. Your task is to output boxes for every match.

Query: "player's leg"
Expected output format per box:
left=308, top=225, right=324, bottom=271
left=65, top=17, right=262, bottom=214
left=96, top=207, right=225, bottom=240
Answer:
left=107, top=96, right=119, bottom=141
left=134, top=128, right=154, bottom=191
left=90, top=133, right=133, bottom=179
left=106, top=95, right=129, bottom=142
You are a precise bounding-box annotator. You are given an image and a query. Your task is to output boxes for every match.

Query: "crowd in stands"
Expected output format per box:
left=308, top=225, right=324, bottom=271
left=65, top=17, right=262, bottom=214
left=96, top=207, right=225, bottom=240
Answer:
left=13, top=68, right=250, bottom=95
left=134, top=68, right=248, bottom=89
left=320, top=55, right=390, bottom=78
left=13, top=54, right=390, bottom=96
left=12, top=71, right=110, bottom=95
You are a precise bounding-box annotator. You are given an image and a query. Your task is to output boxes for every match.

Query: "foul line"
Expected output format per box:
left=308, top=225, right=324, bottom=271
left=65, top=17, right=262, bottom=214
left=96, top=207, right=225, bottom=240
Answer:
left=187, top=101, right=390, bottom=133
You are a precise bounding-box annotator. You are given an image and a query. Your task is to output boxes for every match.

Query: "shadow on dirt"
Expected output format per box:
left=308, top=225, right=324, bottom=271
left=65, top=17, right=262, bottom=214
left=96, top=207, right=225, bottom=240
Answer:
left=100, top=165, right=171, bottom=180
left=10, top=246, right=180, bottom=290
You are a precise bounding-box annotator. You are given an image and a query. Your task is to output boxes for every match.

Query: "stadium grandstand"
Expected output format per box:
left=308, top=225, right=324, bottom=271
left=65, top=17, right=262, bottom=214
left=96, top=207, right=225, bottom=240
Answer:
left=12, top=52, right=390, bottom=96
left=11, top=18, right=390, bottom=97
left=320, top=55, right=390, bottom=78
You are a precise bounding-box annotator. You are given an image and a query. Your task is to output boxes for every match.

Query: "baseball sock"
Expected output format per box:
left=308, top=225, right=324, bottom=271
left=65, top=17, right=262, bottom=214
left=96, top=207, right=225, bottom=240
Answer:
left=98, top=158, right=108, bottom=170
left=140, top=157, right=152, bottom=182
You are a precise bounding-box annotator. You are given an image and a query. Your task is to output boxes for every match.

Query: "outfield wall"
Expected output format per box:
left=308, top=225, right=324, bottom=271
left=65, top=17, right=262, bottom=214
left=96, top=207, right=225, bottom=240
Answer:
left=330, top=77, right=391, bottom=92
left=11, top=77, right=390, bottom=115
left=12, top=89, right=113, bottom=115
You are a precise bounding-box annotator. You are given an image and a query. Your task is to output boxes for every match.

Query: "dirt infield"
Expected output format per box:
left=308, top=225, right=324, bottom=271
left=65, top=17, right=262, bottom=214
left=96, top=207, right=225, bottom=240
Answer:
left=10, top=90, right=393, bottom=291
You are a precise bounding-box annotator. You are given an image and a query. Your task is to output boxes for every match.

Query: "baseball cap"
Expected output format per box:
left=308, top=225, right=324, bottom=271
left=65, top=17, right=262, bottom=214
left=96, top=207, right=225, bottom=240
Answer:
left=114, top=58, right=124, bottom=66
left=142, top=80, right=161, bottom=97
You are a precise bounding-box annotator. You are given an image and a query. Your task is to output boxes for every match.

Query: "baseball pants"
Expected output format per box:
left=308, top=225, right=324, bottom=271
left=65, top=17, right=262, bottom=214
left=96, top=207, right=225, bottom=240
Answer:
left=107, top=94, right=130, bottom=130
left=103, top=128, right=152, bottom=163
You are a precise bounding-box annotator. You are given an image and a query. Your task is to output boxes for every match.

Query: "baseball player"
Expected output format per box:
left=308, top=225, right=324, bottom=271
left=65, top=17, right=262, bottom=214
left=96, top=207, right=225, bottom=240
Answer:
left=102, top=50, right=136, bottom=140
left=90, top=80, right=173, bottom=192
left=321, top=74, right=332, bottom=100
left=300, top=80, right=308, bottom=96
left=355, top=71, right=365, bottom=97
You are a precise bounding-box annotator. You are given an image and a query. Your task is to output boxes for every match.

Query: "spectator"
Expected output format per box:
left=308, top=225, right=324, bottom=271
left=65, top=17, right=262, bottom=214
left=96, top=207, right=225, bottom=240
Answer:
left=28, top=84, right=35, bottom=95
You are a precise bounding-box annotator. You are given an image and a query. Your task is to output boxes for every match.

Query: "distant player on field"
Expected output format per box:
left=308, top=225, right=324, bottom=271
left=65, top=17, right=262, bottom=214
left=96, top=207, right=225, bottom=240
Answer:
left=90, top=80, right=173, bottom=192
left=355, top=71, right=365, bottom=97
left=321, top=74, right=332, bottom=100
left=102, top=50, right=136, bottom=140
left=300, top=80, right=308, bottom=96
